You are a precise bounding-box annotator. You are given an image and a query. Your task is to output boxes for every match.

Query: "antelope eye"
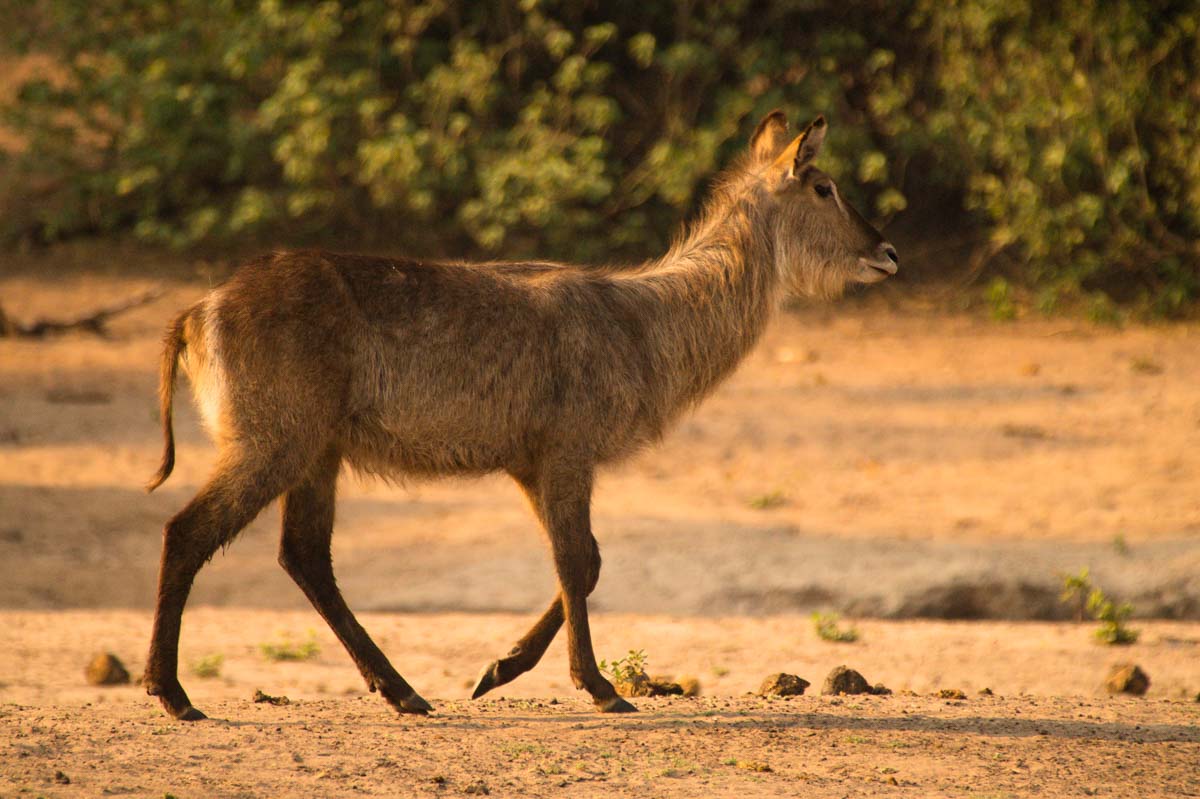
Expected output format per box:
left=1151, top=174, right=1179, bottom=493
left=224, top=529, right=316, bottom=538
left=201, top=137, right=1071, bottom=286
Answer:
left=814, top=182, right=833, bottom=199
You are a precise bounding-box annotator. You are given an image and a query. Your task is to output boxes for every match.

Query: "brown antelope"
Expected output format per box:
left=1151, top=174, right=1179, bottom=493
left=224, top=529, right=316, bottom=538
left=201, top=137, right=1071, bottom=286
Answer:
left=143, top=111, right=898, bottom=720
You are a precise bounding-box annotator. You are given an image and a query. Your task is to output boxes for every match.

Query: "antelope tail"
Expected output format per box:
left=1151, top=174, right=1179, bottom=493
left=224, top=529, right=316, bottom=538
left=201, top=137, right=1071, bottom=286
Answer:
left=146, top=308, right=191, bottom=492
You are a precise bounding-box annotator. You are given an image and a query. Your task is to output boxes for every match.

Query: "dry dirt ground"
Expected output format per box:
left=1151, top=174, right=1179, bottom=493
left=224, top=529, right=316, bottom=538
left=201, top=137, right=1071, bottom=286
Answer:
left=2, top=611, right=1199, bottom=798
left=1, top=255, right=1199, bottom=797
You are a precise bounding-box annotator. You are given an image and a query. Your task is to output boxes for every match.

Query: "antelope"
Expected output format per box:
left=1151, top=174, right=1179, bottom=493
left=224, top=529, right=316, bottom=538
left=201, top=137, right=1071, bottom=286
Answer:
left=143, top=110, right=898, bottom=720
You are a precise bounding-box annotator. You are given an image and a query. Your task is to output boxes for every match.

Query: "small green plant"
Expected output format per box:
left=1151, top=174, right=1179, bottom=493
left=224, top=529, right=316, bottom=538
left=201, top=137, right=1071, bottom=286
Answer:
left=1129, top=356, right=1164, bottom=375
left=1089, top=592, right=1139, bottom=645
left=1060, top=568, right=1094, bottom=622
left=259, top=630, right=321, bottom=662
left=749, top=491, right=787, bottom=510
left=1111, top=534, right=1130, bottom=556
left=812, top=612, right=859, bottom=643
left=190, top=653, right=224, bottom=679
left=1086, top=294, right=1123, bottom=326
left=599, top=649, right=648, bottom=685
left=985, top=277, right=1017, bottom=321
left=1059, top=569, right=1138, bottom=645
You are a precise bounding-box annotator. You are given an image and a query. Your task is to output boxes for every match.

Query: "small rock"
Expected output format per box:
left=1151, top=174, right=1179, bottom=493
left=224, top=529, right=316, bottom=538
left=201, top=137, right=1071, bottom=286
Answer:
left=253, top=689, right=291, bottom=705
left=758, top=673, right=810, bottom=697
left=616, top=672, right=686, bottom=697
left=1105, top=664, right=1150, bottom=696
left=464, top=780, right=490, bottom=795
left=737, top=760, right=772, bottom=772
left=53, top=771, right=70, bottom=785
left=979, top=687, right=994, bottom=696
left=647, top=675, right=685, bottom=696
left=871, top=683, right=892, bottom=696
left=85, top=653, right=130, bottom=686
left=614, top=672, right=649, bottom=697
left=822, top=666, right=887, bottom=696
left=676, top=675, right=702, bottom=697
left=938, top=688, right=967, bottom=700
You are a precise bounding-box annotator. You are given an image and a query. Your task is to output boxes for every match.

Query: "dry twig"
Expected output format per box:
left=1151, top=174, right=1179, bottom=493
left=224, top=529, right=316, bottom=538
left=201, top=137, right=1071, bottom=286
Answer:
left=0, top=289, right=163, bottom=339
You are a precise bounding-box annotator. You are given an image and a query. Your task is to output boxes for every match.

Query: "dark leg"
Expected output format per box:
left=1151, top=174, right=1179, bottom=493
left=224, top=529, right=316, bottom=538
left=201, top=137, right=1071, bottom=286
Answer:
left=278, top=449, right=431, bottom=715
left=144, top=455, right=292, bottom=720
left=471, top=536, right=600, bottom=699
left=528, top=465, right=632, bottom=712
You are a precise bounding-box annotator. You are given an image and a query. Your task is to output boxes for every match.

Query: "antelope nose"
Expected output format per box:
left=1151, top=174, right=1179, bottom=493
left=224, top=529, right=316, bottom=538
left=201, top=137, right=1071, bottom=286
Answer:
left=882, top=243, right=899, bottom=265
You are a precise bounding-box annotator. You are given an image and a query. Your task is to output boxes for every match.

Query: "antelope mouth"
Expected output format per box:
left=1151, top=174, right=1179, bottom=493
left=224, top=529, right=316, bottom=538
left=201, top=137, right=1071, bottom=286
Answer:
left=857, top=257, right=898, bottom=283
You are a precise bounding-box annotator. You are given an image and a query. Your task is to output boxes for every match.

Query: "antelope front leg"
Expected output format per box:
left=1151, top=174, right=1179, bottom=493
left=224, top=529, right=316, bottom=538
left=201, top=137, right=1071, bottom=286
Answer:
left=472, top=532, right=602, bottom=698
left=537, top=466, right=635, bottom=713
left=472, top=598, right=563, bottom=698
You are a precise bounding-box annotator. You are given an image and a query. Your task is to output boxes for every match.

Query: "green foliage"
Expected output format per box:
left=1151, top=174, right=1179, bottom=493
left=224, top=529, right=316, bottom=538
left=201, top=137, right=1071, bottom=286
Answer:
left=2, top=2, right=1197, bottom=312
left=811, top=612, right=859, bottom=643
left=599, top=649, right=648, bottom=685
left=1059, top=568, right=1139, bottom=645
left=1060, top=568, right=1093, bottom=622
left=1088, top=591, right=1139, bottom=646
left=984, top=277, right=1017, bottom=321
left=748, top=490, right=787, bottom=510
left=915, top=1, right=1199, bottom=315
left=259, top=630, right=320, bottom=662
left=190, top=653, right=225, bottom=679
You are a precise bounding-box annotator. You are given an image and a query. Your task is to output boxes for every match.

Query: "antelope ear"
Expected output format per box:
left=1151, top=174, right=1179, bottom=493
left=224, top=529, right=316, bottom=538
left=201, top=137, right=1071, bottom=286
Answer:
left=750, top=110, right=790, bottom=163
left=793, top=115, right=826, bottom=170
left=768, top=116, right=828, bottom=181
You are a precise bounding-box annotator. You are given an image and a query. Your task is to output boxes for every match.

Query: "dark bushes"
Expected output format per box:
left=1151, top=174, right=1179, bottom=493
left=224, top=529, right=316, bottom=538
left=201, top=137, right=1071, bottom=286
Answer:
left=2, top=1, right=1196, bottom=312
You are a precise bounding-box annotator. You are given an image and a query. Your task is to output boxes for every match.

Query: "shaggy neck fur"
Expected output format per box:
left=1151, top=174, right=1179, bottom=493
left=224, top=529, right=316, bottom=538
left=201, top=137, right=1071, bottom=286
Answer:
left=616, top=167, right=786, bottom=429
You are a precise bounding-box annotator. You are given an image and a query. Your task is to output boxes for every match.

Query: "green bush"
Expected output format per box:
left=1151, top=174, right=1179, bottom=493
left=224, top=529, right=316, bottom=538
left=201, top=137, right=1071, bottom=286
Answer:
left=1, top=1, right=1196, bottom=312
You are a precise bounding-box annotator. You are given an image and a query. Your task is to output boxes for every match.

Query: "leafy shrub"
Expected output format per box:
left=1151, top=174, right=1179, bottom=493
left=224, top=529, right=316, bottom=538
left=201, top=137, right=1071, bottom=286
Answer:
left=914, top=1, right=1200, bottom=315
left=748, top=490, right=787, bottom=510
left=599, top=649, right=648, bottom=685
left=2, top=1, right=1196, bottom=312
left=1060, top=568, right=1139, bottom=645
left=812, top=612, right=859, bottom=643
left=190, top=653, right=225, bottom=679
left=1089, top=592, right=1139, bottom=646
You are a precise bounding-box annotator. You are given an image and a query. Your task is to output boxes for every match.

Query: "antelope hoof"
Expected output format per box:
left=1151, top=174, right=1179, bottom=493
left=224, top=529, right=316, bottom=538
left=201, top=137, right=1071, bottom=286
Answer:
left=471, top=659, right=513, bottom=699
left=596, top=695, right=638, bottom=714
left=148, top=680, right=207, bottom=721
left=386, top=690, right=433, bottom=715
left=470, top=657, right=523, bottom=700
left=156, top=695, right=207, bottom=721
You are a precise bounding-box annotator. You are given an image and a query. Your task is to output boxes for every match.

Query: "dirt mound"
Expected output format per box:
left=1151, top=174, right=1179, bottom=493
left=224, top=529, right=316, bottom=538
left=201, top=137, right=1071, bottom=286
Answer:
left=1105, top=664, right=1150, bottom=696
left=84, top=652, right=129, bottom=685
left=758, top=673, right=810, bottom=697
left=821, top=666, right=889, bottom=696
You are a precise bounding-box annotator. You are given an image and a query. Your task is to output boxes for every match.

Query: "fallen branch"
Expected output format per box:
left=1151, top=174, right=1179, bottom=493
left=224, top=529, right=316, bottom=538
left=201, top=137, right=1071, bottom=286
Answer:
left=0, top=289, right=164, bottom=339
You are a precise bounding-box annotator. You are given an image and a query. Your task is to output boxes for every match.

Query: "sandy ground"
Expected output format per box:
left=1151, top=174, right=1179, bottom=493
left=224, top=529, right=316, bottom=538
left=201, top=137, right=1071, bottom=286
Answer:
left=2, top=611, right=1199, bottom=798
left=1, top=258, right=1199, bottom=797
left=4, top=693, right=1198, bottom=799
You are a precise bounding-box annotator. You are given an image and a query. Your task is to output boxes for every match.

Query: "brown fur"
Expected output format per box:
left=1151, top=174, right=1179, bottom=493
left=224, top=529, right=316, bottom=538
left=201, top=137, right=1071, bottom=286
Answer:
left=142, top=111, right=897, bottom=720
left=146, top=309, right=189, bottom=492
